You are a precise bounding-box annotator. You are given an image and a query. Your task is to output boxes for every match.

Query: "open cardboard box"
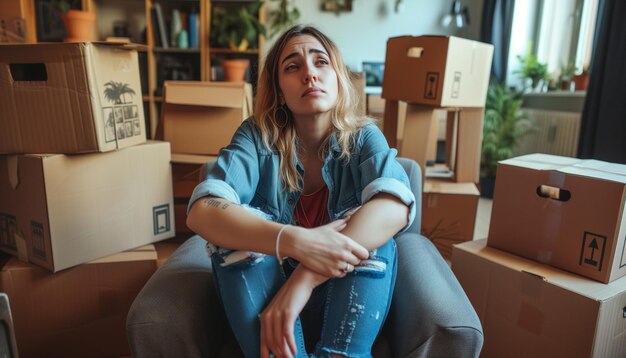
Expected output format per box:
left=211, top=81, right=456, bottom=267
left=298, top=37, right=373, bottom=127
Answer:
left=162, top=81, right=253, bottom=156
left=0, top=42, right=146, bottom=154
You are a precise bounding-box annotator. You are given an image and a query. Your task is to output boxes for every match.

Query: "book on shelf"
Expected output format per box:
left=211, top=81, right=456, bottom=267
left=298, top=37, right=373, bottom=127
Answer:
left=153, top=3, right=169, bottom=49
left=150, top=8, right=162, bottom=47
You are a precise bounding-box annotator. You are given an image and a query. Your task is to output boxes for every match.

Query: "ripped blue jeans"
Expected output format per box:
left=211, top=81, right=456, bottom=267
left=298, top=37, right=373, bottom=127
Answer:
left=209, top=209, right=397, bottom=357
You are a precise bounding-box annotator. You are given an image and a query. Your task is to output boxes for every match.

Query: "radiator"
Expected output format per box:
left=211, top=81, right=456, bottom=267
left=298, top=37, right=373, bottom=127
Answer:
left=514, top=109, right=582, bottom=157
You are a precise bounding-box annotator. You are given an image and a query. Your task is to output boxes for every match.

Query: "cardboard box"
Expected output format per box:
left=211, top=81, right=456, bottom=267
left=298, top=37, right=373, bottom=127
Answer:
left=397, top=105, right=483, bottom=183
left=0, top=245, right=157, bottom=358
left=382, top=35, right=493, bottom=107
left=162, top=81, right=252, bottom=156
left=0, top=17, right=27, bottom=43
left=488, top=153, right=626, bottom=283
left=0, top=42, right=146, bottom=154
left=452, top=239, right=626, bottom=358
left=0, top=141, right=175, bottom=272
left=422, top=179, right=479, bottom=259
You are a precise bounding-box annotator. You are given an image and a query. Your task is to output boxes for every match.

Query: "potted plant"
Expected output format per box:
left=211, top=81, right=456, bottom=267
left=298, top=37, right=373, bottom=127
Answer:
left=53, top=0, right=96, bottom=42
left=573, top=66, right=590, bottom=91
left=268, top=0, right=300, bottom=38
left=558, top=61, right=577, bottom=91
left=515, top=52, right=550, bottom=92
left=211, top=1, right=266, bottom=82
left=480, top=83, right=531, bottom=198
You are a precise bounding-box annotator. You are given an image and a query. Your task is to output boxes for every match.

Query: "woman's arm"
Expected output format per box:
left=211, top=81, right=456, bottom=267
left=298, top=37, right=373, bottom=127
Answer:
left=341, top=192, right=409, bottom=250
left=186, top=196, right=369, bottom=277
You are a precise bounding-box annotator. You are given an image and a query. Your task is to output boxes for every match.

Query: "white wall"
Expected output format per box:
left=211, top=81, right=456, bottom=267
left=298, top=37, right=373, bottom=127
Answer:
left=265, top=0, right=484, bottom=71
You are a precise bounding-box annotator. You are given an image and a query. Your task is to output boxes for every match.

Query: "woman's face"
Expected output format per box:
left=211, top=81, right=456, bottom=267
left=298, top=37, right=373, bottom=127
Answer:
left=277, top=35, right=339, bottom=118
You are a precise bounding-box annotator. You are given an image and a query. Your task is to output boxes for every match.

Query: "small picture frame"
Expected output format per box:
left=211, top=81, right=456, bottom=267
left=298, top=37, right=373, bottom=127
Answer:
left=362, top=62, right=385, bottom=87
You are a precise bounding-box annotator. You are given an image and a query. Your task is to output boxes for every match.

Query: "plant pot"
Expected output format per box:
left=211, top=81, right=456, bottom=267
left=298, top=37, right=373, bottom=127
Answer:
left=573, top=73, right=589, bottom=91
left=63, top=10, right=96, bottom=42
left=221, top=58, right=250, bottom=82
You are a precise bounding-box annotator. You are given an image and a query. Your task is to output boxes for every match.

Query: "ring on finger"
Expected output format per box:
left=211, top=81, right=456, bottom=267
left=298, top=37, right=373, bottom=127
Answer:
left=342, top=262, right=351, bottom=273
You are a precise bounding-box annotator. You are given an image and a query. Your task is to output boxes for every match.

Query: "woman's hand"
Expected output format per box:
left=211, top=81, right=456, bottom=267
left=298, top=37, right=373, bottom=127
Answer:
left=260, top=266, right=325, bottom=358
left=284, top=219, right=369, bottom=278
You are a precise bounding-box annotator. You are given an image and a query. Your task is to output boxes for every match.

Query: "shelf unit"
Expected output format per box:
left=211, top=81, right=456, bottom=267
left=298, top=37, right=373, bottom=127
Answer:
left=29, top=0, right=265, bottom=138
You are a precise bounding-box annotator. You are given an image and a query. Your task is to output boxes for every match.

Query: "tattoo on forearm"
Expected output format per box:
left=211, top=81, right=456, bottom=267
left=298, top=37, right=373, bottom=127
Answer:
left=202, top=198, right=232, bottom=210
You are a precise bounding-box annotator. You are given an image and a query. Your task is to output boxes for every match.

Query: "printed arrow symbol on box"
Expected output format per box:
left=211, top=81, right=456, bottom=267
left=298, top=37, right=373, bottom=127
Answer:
left=585, top=238, right=599, bottom=266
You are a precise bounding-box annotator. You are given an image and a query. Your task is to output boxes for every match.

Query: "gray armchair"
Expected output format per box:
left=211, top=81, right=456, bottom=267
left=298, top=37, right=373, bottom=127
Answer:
left=126, top=158, right=483, bottom=357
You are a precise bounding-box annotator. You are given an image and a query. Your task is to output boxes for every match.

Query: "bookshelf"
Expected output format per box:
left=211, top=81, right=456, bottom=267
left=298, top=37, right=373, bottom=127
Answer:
left=29, top=0, right=265, bottom=138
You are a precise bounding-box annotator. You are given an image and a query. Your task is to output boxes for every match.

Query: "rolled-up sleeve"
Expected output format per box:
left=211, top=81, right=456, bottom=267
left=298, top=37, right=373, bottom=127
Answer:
left=358, top=124, right=416, bottom=233
left=187, top=119, right=260, bottom=213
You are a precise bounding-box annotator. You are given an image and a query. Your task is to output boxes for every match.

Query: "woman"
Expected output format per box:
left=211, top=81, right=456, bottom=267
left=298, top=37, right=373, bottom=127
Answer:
left=187, top=25, right=415, bottom=358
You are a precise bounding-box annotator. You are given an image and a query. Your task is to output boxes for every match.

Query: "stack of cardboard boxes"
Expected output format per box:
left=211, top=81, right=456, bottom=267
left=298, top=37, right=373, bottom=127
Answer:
left=452, top=154, right=626, bottom=357
left=381, top=35, right=494, bottom=258
left=0, top=42, right=176, bottom=357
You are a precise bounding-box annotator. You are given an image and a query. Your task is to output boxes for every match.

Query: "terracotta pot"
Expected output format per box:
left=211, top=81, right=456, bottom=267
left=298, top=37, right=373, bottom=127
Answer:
left=63, top=10, right=96, bottom=42
left=573, top=73, right=589, bottom=91
left=222, top=59, right=250, bottom=82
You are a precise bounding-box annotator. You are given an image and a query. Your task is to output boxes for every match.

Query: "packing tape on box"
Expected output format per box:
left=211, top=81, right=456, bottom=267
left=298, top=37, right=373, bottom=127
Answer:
left=7, top=155, right=18, bottom=189
left=517, top=271, right=545, bottom=335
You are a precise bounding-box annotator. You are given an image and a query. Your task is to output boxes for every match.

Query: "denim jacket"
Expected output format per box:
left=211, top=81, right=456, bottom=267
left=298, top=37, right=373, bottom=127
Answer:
left=188, top=119, right=416, bottom=232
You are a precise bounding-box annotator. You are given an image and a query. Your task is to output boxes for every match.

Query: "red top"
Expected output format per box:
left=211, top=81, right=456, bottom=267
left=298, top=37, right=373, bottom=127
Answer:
left=294, top=185, right=329, bottom=228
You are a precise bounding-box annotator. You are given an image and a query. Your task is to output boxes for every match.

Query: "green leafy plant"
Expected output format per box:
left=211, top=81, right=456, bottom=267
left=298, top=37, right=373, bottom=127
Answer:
left=481, top=83, right=531, bottom=178
left=211, top=2, right=266, bottom=50
left=515, top=52, right=550, bottom=90
left=269, top=0, right=300, bottom=38
left=559, top=61, right=577, bottom=82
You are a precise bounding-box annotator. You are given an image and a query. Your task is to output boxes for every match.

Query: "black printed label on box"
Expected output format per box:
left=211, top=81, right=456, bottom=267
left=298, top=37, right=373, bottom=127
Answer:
left=424, top=72, right=439, bottom=99
left=579, top=232, right=606, bottom=271
left=153, top=204, right=171, bottom=235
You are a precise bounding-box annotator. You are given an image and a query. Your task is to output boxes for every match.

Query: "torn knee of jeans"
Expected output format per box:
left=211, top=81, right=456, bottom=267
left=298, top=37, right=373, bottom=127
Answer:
left=212, top=247, right=267, bottom=267
left=353, top=256, right=387, bottom=278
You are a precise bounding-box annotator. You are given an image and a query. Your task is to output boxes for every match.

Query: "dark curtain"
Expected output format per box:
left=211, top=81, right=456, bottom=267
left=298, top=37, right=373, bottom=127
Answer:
left=577, top=0, right=626, bottom=163
left=480, top=0, right=515, bottom=82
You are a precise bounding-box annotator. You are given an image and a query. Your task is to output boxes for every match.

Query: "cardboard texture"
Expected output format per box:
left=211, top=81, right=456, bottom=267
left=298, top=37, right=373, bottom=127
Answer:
left=488, top=153, right=626, bottom=283
left=162, top=81, right=253, bottom=156
left=0, top=141, right=175, bottom=272
left=396, top=105, right=483, bottom=183
left=422, top=179, right=479, bottom=259
left=172, top=162, right=203, bottom=235
left=0, top=17, right=27, bottom=43
left=382, top=35, right=494, bottom=107
left=0, top=246, right=157, bottom=358
left=452, top=239, right=626, bottom=358
left=0, top=42, right=146, bottom=154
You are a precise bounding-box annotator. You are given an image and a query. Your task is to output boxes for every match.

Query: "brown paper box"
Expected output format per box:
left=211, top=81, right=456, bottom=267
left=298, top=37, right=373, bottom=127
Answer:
left=422, top=179, right=479, bottom=259
left=452, top=239, right=626, bottom=358
left=162, top=81, right=253, bottom=156
left=0, top=42, right=146, bottom=154
left=488, top=153, right=626, bottom=283
left=382, top=36, right=493, bottom=107
left=0, top=245, right=157, bottom=358
left=0, top=141, right=175, bottom=272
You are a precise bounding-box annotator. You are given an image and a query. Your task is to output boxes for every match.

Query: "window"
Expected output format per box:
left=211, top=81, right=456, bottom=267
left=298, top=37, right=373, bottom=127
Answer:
left=506, top=0, right=599, bottom=90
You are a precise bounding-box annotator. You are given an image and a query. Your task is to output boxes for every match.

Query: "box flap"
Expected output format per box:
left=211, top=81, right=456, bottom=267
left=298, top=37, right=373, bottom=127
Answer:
left=458, top=240, right=626, bottom=301
left=424, top=179, right=479, bottom=195
left=501, top=154, right=626, bottom=184
left=163, top=81, right=247, bottom=108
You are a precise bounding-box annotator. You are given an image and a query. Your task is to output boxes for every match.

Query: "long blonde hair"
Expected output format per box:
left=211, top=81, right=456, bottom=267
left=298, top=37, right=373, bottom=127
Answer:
left=254, top=25, right=371, bottom=192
